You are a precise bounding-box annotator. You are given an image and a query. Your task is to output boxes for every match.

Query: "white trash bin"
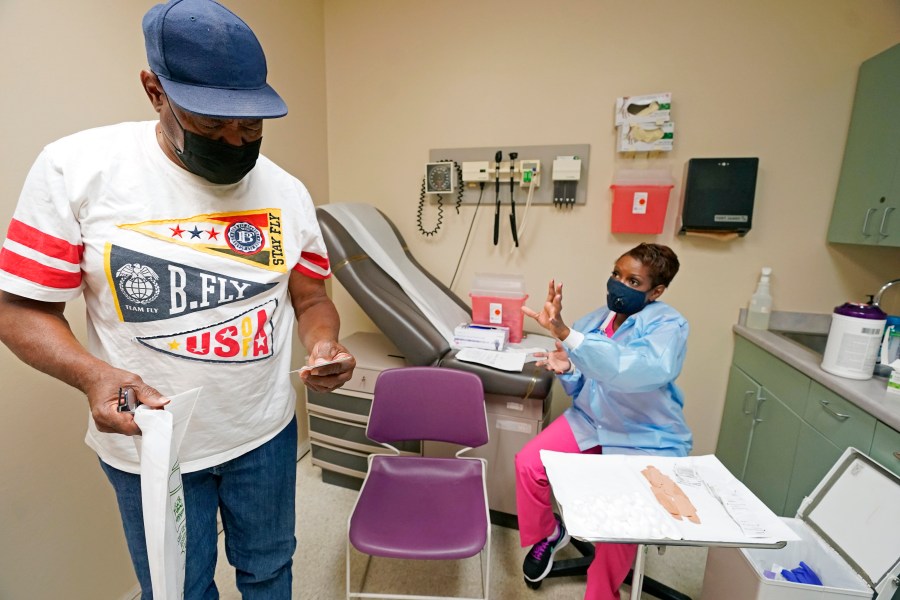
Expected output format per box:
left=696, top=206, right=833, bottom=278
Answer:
left=701, top=448, right=900, bottom=600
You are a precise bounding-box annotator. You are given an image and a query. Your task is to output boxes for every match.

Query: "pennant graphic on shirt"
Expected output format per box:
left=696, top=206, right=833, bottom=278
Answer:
left=105, top=244, right=276, bottom=323
left=136, top=299, right=277, bottom=363
left=118, top=209, right=287, bottom=272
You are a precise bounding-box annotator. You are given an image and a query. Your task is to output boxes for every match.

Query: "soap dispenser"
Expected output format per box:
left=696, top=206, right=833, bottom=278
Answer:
left=747, top=267, right=773, bottom=330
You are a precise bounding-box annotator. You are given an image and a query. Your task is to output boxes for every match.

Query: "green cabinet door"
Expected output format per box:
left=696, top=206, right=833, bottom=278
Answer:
left=828, top=43, right=900, bottom=246
left=804, top=381, right=876, bottom=452
left=870, top=421, right=900, bottom=478
left=784, top=423, right=842, bottom=516
left=742, top=390, right=802, bottom=516
left=883, top=174, right=900, bottom=246
left=715, top=365, right=758, bottom=479
left=783, top=383, right=877, bottom=515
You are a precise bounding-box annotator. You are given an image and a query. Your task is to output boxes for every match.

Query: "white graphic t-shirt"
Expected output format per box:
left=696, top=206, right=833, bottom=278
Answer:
left=0, top=121, right=331, bottom=473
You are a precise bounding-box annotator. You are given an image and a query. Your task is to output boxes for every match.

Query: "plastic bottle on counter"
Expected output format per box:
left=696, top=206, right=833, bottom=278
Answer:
left=746, top=267, right=773, bottom=330
left=875, top=315, right=900, bottom=377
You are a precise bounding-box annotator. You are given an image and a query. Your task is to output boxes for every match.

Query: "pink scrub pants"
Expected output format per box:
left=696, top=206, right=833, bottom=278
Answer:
left=515, top=416, right=638, bottom=600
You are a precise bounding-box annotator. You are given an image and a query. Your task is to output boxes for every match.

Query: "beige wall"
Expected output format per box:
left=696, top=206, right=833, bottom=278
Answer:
left=0, top=1, right=327, bottom=598
left=3, top=0, right=900, bottom=596
left=322, top=0, right=900, bottom=444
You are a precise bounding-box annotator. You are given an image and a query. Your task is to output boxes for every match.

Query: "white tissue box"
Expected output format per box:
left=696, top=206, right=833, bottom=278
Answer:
left=453, top=324, right=509, bottom=351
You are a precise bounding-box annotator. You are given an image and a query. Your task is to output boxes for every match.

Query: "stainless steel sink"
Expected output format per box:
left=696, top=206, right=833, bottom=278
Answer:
left=771, top=330, right=829, bottom=355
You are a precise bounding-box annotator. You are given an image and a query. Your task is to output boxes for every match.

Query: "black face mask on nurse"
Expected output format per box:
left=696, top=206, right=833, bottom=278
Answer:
left=606, top=277, right=650, bottom=315
left=166, top=104, right=262, bottom=185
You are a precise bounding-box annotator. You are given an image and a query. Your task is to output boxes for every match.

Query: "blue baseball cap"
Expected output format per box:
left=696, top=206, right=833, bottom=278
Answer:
left=142, top=0, right=287, bottom=119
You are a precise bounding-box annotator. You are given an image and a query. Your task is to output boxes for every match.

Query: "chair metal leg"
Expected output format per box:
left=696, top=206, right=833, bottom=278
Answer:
left=347, top=540, right=374, bottom=599
left=482, top=524, right=491, bottom=600
left=348, top=541, right=490, bottom=600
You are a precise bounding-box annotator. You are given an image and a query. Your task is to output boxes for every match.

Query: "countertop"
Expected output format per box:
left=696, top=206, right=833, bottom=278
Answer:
left=733, top=311, right=900, bottom=431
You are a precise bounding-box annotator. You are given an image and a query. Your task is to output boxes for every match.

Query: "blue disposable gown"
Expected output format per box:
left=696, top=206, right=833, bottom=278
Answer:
left=560, top=300, right=692, bottom=457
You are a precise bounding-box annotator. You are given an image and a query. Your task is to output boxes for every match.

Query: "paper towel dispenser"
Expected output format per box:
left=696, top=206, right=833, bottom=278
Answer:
left=678, top=158, right=759, bottom=237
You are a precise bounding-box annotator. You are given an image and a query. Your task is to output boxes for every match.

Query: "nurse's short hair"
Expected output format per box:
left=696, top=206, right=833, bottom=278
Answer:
left=623, top=243, right=680, bottom=288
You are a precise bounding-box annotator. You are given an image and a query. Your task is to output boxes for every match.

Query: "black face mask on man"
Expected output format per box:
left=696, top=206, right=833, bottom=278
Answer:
left=165, top=103, right=262, bottom=185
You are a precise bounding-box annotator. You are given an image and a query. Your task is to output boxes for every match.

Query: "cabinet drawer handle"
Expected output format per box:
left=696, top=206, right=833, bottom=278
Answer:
left=862, top=207, right=877, bottom=237
left=894, top=451, right=900, bottom=461
left=741, top=390, right=755, bottom=416
left=879, top=206, right=895, bottom=238
left=753, top=391, right=766, bottom=423
left=820, top=399, right=850, bottom=421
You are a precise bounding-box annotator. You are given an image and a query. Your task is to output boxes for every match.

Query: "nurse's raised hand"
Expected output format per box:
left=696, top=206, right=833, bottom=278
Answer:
left=522, top=279, right=570, bottom=340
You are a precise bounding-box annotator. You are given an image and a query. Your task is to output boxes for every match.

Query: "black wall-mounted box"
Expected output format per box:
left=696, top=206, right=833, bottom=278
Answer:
left=678, top=158, right=759, bottom=236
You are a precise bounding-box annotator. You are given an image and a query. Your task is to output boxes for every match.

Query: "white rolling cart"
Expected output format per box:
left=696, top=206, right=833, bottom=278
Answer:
left=541, top=452, right=799, bottom=600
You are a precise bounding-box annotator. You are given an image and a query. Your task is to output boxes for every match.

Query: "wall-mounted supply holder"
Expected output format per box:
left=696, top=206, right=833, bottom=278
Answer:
left=617, top=122, right=675, bottom=154
left=615, top=92, right=674, bottom=155
left=429, top=144, right=590, bottom=206
left=677, top=157, right=759, bottom=237
left=615, top=92, right=671, bottom=125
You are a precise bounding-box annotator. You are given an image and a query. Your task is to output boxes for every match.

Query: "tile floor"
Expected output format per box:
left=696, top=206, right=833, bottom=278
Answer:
left=211, top=453, right=709, bottom=599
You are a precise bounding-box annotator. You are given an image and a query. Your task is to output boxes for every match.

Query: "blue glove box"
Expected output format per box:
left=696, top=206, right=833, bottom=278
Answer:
left=701, top=448, right=900, bottom=599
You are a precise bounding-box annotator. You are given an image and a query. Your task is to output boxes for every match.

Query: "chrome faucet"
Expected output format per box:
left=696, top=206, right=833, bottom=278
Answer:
left=873, top=278, right=900, bottom=307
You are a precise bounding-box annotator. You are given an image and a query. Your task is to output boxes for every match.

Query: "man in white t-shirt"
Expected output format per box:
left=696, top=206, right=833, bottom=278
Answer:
left=0, top=0, right=355, bottom=597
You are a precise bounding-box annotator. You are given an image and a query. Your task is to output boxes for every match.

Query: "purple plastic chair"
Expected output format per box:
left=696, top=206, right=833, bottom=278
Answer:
left=346, top=367, right=491, bottom=600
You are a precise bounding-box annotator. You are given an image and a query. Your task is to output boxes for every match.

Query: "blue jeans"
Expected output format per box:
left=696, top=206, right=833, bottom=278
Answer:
left=101, top=417, right=298, bottom=599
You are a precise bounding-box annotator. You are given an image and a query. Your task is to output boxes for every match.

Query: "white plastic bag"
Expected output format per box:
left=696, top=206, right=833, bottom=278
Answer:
left=133, top=388, right=200, bottom=600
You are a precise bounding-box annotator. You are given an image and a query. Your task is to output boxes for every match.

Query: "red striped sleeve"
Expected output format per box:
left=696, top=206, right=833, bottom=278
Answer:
left=0, top=247, right=82, bottom=289
left=300, top=251, right=330, bottom=272
left=6, top=219, right=83, bottom=264
left=293, top=251, right=331, bottom=280
left=293, top=263, right=331, bottom=280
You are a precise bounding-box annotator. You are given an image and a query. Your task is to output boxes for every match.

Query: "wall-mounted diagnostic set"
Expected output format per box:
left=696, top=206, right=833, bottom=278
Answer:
left=419, top=145, right=588, bottom=246
left=428, top=144, right=589, bottom=208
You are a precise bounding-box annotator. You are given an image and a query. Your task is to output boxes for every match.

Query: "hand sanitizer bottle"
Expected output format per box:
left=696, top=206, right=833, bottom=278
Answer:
left=747, top=267, right=773, bottom=330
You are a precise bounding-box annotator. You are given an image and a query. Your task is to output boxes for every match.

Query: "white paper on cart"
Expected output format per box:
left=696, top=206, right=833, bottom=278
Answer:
left=133, top=388, right=201, bottom=600
left=540, top=451, right=799, bottom=546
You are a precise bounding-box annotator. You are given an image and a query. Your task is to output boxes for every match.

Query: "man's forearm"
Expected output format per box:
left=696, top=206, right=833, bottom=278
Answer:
left=0, top=295, right=104, bottom=394
left=295, top=298, right=341, bottom=351
left=288, top=271, right=342, bottom=351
